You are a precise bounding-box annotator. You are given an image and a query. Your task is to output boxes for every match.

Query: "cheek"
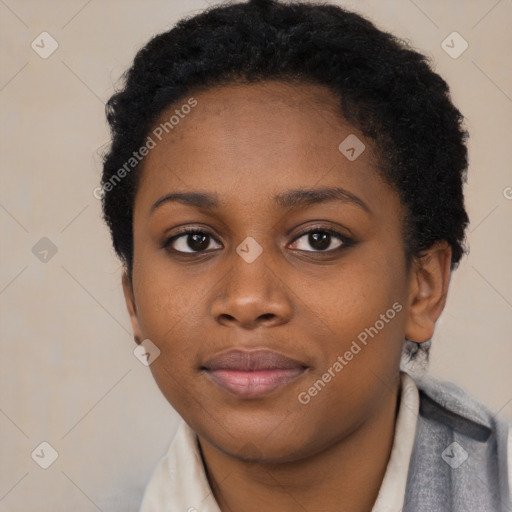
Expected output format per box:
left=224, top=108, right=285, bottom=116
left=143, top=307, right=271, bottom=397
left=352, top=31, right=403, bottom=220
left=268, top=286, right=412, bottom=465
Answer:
left=133, top=237, right=199, bottom=323
left=310, top=254, right=404, bottom=331
left=134, top=269, right=207, bottom=411
left=132, top=263, right=202, bottom=354
left=300, top=252, right=407, bottom=382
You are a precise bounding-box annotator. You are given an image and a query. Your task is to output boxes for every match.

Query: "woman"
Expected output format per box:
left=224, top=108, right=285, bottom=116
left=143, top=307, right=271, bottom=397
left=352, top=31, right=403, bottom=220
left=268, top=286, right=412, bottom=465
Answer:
left=99, top=0, right=511, bottom=510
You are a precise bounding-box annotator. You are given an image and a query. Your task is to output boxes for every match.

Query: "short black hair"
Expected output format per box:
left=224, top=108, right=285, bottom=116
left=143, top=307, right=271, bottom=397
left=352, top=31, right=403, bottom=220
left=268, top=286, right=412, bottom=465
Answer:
left=100, top=0, right=470, bottom=363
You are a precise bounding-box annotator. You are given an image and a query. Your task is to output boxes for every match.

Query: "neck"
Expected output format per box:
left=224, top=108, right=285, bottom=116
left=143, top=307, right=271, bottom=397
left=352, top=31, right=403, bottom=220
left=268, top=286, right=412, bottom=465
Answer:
left=198, top=377, right=401, bottom=512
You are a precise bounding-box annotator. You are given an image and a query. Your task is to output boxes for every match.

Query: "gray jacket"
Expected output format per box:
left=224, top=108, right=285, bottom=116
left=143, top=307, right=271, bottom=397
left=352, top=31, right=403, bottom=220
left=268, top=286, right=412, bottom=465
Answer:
left=404, top=374, right=511, bottom=511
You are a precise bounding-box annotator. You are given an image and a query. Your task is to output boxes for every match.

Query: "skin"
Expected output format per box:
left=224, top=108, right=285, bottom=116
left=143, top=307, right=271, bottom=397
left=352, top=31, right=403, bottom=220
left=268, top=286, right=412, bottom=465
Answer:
left=122, top=80, right=452, bottom=512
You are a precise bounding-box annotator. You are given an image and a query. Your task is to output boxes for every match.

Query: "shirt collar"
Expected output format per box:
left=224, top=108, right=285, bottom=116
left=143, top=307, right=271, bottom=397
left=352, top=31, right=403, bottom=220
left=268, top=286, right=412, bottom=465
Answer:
left=371, top=371, right=419, bottom=512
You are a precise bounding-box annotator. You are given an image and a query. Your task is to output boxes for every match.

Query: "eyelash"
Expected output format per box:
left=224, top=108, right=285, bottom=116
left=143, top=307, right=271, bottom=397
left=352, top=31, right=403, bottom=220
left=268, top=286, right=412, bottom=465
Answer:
left=161, top=226, right=354, bottom=256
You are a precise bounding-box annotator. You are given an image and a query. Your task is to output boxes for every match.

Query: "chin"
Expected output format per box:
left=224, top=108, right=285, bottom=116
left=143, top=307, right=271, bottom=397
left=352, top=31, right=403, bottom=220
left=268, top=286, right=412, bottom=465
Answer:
left=195, top=409, right=323, bottom=463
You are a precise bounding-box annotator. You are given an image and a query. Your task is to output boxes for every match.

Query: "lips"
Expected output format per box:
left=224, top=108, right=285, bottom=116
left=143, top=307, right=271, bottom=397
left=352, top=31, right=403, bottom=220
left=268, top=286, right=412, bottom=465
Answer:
left=202, top=349, right=308, bottom=399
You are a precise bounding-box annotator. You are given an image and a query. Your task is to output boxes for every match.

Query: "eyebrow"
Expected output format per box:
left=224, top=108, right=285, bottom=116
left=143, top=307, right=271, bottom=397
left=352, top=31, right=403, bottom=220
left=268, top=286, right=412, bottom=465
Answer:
left=150, top=186, right=371, bottom=215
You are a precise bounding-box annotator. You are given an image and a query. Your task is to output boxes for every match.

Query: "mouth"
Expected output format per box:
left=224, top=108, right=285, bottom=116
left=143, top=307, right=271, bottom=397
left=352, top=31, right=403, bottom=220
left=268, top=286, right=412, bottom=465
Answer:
left=201, top=349, right=309, bottom=399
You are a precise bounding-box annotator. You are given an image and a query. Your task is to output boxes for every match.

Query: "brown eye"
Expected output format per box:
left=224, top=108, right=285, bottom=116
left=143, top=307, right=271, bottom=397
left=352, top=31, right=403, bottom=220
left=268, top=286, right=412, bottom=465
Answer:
left=164, top=229, right=221, bottom=254
left=289, top=227, right=352, bottom=253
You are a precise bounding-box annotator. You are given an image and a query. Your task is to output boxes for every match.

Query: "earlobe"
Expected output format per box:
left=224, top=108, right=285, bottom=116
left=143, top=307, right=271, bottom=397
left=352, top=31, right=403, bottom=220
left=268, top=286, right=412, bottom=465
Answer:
left=405, top=241, right=452, bottom=343
left=121, top=269, right=143, bottom=345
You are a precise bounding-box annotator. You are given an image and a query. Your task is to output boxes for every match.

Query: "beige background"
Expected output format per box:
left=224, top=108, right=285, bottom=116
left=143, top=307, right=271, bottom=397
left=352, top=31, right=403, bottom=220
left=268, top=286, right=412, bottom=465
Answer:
left=1, top=0, right=511, bottom=510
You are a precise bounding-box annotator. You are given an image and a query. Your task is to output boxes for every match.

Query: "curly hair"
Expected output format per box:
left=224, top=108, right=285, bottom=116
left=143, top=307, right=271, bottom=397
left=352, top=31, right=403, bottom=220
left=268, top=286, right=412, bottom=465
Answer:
left=100, top=0, right=470, bottom=363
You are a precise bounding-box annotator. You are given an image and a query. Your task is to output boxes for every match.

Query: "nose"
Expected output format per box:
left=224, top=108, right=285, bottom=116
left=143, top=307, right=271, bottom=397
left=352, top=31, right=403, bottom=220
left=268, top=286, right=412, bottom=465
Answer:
left=210, top=249, right=293, bottom=330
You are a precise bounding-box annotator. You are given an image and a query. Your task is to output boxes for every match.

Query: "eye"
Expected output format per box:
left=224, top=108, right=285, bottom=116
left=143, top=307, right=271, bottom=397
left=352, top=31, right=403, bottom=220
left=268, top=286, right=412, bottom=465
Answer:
left=162, top=226, right=353, bottom=256
left=289, top=226, right=352, bottom=253
left=163, top=228, right=222, bottom=254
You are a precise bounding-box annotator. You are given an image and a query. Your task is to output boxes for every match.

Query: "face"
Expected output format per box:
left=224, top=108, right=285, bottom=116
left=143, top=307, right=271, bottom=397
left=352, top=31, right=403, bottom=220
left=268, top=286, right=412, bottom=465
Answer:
left=123, top=80, right=440, bottom=462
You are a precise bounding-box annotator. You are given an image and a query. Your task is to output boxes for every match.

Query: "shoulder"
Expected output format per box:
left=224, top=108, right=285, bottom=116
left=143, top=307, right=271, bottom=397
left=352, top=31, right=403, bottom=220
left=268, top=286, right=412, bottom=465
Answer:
left=404, top=372, right=512, bottom=512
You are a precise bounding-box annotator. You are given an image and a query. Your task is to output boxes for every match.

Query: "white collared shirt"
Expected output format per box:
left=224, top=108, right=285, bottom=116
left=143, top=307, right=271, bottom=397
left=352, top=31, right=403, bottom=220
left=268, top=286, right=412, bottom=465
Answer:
left=139, top=371, right=420, bottom=512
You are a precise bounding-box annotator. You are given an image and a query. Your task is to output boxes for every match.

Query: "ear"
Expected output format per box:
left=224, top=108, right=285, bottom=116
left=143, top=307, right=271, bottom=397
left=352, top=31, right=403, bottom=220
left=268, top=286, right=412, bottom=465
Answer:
left=122, top=269, right=143, bottom=345
left=405, top=240, right=452, bottom=343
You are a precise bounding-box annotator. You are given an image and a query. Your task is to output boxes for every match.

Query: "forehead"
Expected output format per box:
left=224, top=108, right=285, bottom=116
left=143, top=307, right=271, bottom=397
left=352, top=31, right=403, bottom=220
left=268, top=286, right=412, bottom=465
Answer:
left=189, top=80, right=343, bottom=120
left=134, top=80, right=395, bottom=217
